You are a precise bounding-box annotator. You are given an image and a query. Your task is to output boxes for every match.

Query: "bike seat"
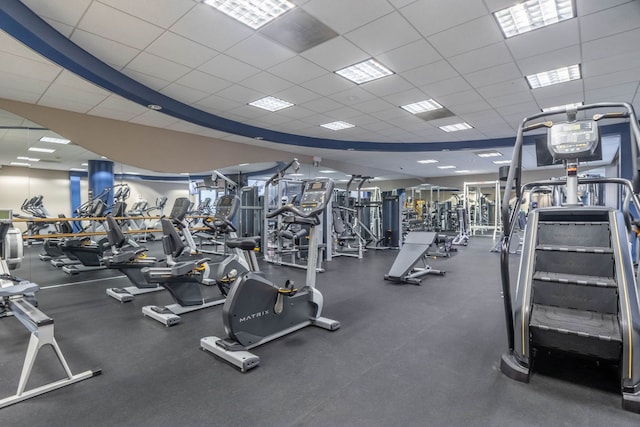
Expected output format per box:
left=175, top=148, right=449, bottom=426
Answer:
left=226, top=236, right=260, bottom=250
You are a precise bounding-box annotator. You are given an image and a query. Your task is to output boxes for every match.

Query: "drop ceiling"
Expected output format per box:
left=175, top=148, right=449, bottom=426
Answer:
left=0, top=0, right=638, bottom=180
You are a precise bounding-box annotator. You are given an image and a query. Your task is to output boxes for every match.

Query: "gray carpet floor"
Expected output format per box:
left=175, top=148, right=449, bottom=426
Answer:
left=1, top=238, right=638, bottom=426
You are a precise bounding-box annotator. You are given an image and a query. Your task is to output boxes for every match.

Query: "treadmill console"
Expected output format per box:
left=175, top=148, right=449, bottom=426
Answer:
left=300, top=179, right=334, bottom=215
left=547, top=120, right=600, bottom=161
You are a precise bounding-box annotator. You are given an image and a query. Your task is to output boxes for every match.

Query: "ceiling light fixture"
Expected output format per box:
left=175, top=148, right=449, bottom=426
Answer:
left=202, top=0, right=295, bottom=29
left=476, top=151, right=502, bottom=158
left=494, top=0, right=575, bottom=38
left=526, top=64, right=581, bottom=89
left=335, top=59, right=394, bottom=84
left=147, top=104, right=162, bottom=111
left=70, top=168, right=87, bottom=172
left=439, top=123, right=473, bottom=133
left=39, top=136, right=70, bottom=144
left=438, top=165, right=456, bottom=169
left=541, top=101, right=584, bottom=112
left=454, top=170, right=471, bottom=174
left=493, top=160, right=512, bottom=165
left=17, top=156, right=40, bottom=162
left=28, top=147, right=55, bottom=153
left=401, top=99, right=443, bottom=114
left=319, top=170, right=336, bottom=173
left=417, top=159, right=439, bottom=164
left=249, top=96, right=294, bottom=112
left=10, top=162, right=31, bottom=167
left=321, top=121, right=355, bottom=131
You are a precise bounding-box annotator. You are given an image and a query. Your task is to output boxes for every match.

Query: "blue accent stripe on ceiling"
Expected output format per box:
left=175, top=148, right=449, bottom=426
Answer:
left=0, top=0, right=630, bottom=153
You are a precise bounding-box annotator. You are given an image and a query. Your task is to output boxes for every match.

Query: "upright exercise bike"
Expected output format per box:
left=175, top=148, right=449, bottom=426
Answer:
left=201, top=178, right=340, bottom=372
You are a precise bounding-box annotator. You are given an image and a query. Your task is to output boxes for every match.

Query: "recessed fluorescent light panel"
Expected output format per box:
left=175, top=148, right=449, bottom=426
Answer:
left=454, top=170, right=471, bottom=174
left=17, top=156, right=40, bottom=162
left=40, top=136, right=71, bottom=144
left=249, top=96, right=294, bottom=112
left=541, top=101, right=583, bottom=112
left=494, top=0, right=575, bottom=38
left=319, top=170, right=336, bottom=173
left=493, top=160, right=512, bottom=165
left=10, top=162, right=30, bottom=167
left=28, top=147, right=55, bottom=153
left=335, top=59, right=394, bottom=84
left=417, top=159, right=439, bottom=164
left=526, top=64, right=580, bottom=89
left=289, top=173, right=304, bottom=177
left=70, top=168, right=87, bottom=172
left=401, top=99, right=443, bottom=114
left=321, top=121, right=355, bottom=131
left=202, top=0, right=295, bottom=29
left=476, top=151, right=502, bottom=158
left=438, top=165, right=456, bottom=169
left=439, top=123, right=473, bottom=133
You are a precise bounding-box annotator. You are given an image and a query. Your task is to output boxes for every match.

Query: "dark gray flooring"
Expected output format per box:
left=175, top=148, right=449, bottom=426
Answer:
left=1, top=239, right=638, bottom=426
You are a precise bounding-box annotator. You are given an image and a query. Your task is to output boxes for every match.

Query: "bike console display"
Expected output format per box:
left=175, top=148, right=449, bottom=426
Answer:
left=547, top=120, right=600, bottom=162
left=299, top=178, right=334, bottom=216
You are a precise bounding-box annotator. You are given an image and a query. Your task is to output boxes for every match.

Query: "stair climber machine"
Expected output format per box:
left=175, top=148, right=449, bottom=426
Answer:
left=498, top=102, right=640, bottom=413
left=103, top=215, right=165, bottom=302
left=140, top=196, right=259, bottom=326
left=201, top=178, right=340, bottom=372
left=0, top=209, right=100, bottom=408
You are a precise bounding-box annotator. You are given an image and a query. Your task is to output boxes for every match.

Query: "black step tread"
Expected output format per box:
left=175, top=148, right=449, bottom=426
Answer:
left=532, top=271, right=617, bottom=288
left=530, top=304, right=621, bottom=342
left=536, top=244, right=612, bottom=253
left=538, top=221, right=610, bottom=226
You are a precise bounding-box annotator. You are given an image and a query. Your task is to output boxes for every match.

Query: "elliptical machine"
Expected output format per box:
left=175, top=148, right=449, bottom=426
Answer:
left=201, top=178, right=340, bottom=372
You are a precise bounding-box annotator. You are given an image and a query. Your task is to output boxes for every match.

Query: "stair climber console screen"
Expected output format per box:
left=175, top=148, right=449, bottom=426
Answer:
left=548, top=120, right=599, bottom=161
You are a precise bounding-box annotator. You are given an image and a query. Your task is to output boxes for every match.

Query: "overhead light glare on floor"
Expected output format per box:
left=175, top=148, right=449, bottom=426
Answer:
left=541, top=101, right=583, bottom=112
left=494, top=0, right=575, bottom=38
left=417, top=159, right=438, bottom=164
left=28, top=147, right=55, bottom=153
left=249, top=96, right=294, bottom=111
left=40, top=136, right=70, bottom=144
left=437, top=165, right=456, bottom=169
left=17, top=156, right=40, bottom=162
left=335, top=59, right=394, bottom=84
left=401, top=99, right=443, bottom=114
left=288, top=173, right=304, bottom=177
left=493, top=159, right=512, bottom=165
left=321, top=121, right=355, bottom=131
left=476, top=151, right=502, bottom=158
left=526, top=64, right=580, bottom=89
left=10, top=162, right=31, bottom=167
left=439, top=122, right=473, bottom=132
left=202, top=0, right=295, bottom=29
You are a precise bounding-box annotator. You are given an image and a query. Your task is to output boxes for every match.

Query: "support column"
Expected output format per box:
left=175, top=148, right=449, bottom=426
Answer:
left=88, top=159, right=114, bottom=207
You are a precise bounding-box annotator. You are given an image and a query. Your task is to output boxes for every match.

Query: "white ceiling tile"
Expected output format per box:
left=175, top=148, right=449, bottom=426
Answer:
left=325, top=106, right=362, bottom=120
left=125, top=52, right=191, bottom=82
left=465, top=62, right=522, bottom=88
left=303, top=0, right=394, bottom=33
left=438, top=89, right=485, bottom=106
left=0, top=50, right=61, bottom=82
left=225, top=34, right=296, bottom=70
left=376, top=40, right=442, bottom=73
left=583, top=52, right=640, bottom=77
left=253, top=113, right=292, bottom=126
left=273, top=85, right=322, bottom=104
left=129, top=110, right=180, bottom=128
left=350, top=99, right=395, bottom=114
left=448, top=42, right=512, bottom=75
left=70, top=30, right=140, bottom=69
left=171, top=4, right=253, bottom=52
left=301, top=36, right=368, bottom=71
left=227, top=104, right=271, bottom=120
left=515, top=45, right=581, bottom=76
left=217, top=85, right=266, bottom=104
left=301, top=97, right=344, bottom=113
left=420, top=76, right=472, bottom=98
left=403, top=60, right=458, bottom=87
left=483, top=0, right=520, bottom=13
left=494, top=100, right=540, bottom=117
left=383, top=88, right=430, bottom=106
left=0, top=76, right=47, bottom=104
left=278, top=105, right=322, bottom=120
left=344, top=12, right=421, bottom=56
left=0, top=31, right=50, bottom=64
left=487, top=91, right=536, bottom=108
left=388, top=0, right=418, bottom=8
left=146, top=32, right=218, bottom=69
left=304, top=73, right=353, bottom=96
left=428, top=16, right=504, bottom=57
left=37, top=94, right=94, bottom=113
left=87, top=99, right=145, bottom=121
left=584, top=68, right=640, bottom=91
left=267, top=56, right=327, bottom=85
left=531, top=80, right=583, bottom=103
left=477, top=78, right=530, bottom=99
left=506, top=19, right=580, bottom=59
left=199, top=54, right=260, bottom=82
left=580, top=1, right=640, bottom=42
left=448, top=100, right=492, bottom=115
left=160, top=83, right=210, bottom=104
left=53, top=70, right=111, bottom=96
left=99, top=0, right=195, bottom=28
left=582, top=28, right=640, bottom=62
left=401, top=0, right=488, bottom=37
left=332, top=87, right=377, bottom=105
left=22, top=0, right=92, bottom=27
left=77, top=2, right=164, bottom=50
left=195, top=94, right=244, bottom=113
left=43, top=18, right=74, bottom=38
left=360, top=75, right=414, bottom=97
left=585, top=82, right=639, bottom=103
left=176, top=70, right=232, bottom=93
left=577, top=0, right=632, bottom=15
left=536, top=94, right=585, bottom=111
left=240, top=72, right=294, bottom=95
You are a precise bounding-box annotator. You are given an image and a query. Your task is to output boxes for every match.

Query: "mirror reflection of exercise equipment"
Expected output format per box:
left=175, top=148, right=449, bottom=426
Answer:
left=464, top=181, right=501, bottom=239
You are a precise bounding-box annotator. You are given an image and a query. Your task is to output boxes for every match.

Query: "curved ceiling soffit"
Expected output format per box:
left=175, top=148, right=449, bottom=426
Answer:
left=1, top=0, right=523, bottom=153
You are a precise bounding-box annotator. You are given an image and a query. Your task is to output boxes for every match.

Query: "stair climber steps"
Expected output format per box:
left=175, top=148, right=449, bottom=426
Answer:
left=534, top=249, right=614, bottom=278
left=535, top=244, right=612, bottom=254
left=537, top=220, right=610, bottom=248
left=530, top=304, right=622, bottom=360
left=532, top=271, right=616, bottom=288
